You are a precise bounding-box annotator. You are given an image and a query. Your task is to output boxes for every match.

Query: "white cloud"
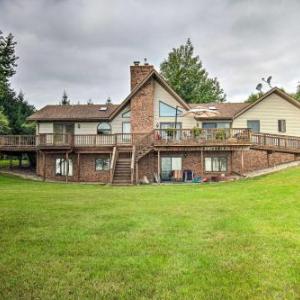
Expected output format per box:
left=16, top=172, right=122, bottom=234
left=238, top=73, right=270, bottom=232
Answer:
left=1, top=0, right=299, bottom=107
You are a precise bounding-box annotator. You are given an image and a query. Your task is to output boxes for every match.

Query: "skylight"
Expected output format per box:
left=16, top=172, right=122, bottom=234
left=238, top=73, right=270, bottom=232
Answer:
left=99, top=107, right=107, bottom=111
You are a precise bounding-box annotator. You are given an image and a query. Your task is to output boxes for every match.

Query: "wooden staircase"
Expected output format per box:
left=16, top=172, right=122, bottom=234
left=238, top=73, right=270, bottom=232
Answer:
left=112, top=157, right=132, bottom=184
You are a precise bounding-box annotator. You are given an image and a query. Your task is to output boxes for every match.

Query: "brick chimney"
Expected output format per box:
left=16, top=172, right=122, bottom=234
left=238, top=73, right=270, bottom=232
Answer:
left=130, top=60, right=154, bottom=91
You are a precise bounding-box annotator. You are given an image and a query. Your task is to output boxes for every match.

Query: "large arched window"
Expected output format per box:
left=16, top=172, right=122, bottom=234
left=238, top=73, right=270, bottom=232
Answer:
left=97, top=122, right=111, bottom=135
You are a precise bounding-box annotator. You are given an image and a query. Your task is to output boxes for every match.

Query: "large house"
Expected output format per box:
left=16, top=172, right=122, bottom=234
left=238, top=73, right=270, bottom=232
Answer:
left=2, top=62, right=300, bottom=183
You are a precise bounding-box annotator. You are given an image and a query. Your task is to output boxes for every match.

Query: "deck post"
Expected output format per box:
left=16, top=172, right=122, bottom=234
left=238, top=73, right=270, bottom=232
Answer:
left=267, top=150, right=270, bottom=167
left=241, top=149, right=244, bottom=174
left=157, top=150, right=161, bottom=183
left=43, top=152, right=46, bottom=181
left=135, top=161, right=139, bottom=184
left=201, top=149, right=204, bottom=175
left=65, top=152, right=69, bottom=183
left=230, top=151, right=233, bottom=173
left=77, top=152, right=80, bottom=182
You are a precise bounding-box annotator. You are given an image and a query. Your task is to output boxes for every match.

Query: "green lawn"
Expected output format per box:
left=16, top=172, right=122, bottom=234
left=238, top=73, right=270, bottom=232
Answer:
left=0, top=159, right=29, bottom=168
left=0, top=170, right=300, bottom=299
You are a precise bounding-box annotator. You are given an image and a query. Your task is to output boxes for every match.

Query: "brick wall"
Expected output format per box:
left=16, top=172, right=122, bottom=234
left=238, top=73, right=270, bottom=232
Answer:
left=232, top=149, right=296, bottom=173
left=130, top=79, right=155, bottom=133
left=36, top=148, right=297, bottom=183
left=137, top=150, right=233, bottom=182
left=36, top=152, right=110, bottom=183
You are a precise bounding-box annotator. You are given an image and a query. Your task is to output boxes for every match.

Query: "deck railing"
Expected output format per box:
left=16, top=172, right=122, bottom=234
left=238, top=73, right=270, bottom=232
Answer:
left=153, top=128, right=251, bottom=145
left=0, top=135, right=36, bottom=147
left=252, top=133, right=300, bottom=149
left=4, top=129, right=300, bottom=151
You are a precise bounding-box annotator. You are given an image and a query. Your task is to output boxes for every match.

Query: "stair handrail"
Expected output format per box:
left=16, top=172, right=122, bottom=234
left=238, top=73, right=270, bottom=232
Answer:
left=131, top=145, right=136, bottom=184
left=135, top=130, right=155, bottom=158
left=110, top=146, right=118, bottom=183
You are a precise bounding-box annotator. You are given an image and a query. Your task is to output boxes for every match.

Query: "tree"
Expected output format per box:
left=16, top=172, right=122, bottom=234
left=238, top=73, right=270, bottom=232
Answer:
left=160, top=39, right=226, bottom=103
left=61, top=90, right=70, bottom=105
left=0, top=106, right=9, bottom=134
left=0, top=31, right=18, bottom=98
left=294, top=83, right=300, bottom=101
left=0, top=31, right=35, bottom=134
left=245, top=93, right=261, bottom=103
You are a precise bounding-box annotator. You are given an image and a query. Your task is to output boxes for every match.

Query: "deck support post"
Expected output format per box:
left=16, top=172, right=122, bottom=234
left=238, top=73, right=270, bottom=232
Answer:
left=42, top=152, right=46, bottom=181
left=230, top=151, right=233, bottom=174
left=9, top=156, right=13, bottom=169
left=65, top=152, right=69, bottom=183
left=157, top=151, right=161, bottom=183
left=241, top=149, right=244, bottom=174
left=267, top=151, right=270, bottom=167
left=77, top=153, right=80, bottom=182
left=201, top=149, right=204, bottom=175
left=135, top=161, right=139, bottom=184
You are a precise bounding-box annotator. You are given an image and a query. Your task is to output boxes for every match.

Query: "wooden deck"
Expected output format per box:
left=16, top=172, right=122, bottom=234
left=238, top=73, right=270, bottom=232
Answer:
left=251, top=133, right=300, bottom=154
left=1, top=130, right=300, bottom=154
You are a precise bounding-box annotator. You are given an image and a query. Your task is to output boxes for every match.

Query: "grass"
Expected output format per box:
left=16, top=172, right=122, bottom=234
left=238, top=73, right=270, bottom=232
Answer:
left=0, top=169, right=300, bottom=299
left=0, top=159, right=29, bottom=168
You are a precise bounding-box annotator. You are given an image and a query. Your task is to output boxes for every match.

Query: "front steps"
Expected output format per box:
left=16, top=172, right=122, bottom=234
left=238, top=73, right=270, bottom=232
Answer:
left=112, top=158, right=132, bottom=184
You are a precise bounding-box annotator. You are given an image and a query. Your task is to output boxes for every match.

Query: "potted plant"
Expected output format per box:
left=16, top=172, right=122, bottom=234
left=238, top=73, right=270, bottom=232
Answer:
left=215, top=129, right=226, bottom=140
left=192, top=127, right=202, bottom=138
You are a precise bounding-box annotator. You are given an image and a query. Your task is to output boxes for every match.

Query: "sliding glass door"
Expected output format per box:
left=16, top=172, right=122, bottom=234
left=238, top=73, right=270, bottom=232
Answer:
left=161, top=157, right=182, bottom=181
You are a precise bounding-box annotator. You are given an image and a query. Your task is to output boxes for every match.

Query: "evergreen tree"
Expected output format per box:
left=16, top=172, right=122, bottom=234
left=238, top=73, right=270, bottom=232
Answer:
left=0, top=31, right=35, bottom=134
left=61, top=90, right=70, bottom=105
left=0, top=106, right=9, bottom=134
left=294, top=83, right=300, bottom=101
left=0, top=31, right=18, bottom=98
left=160, top=39, right=226, bottom=103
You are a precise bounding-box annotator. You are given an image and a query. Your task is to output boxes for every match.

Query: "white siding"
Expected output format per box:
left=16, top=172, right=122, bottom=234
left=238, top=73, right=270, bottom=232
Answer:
left=233, top=93, right=300, bottom=136
left=74, top=105, right=131, bottom=135
left=153, top=82, right=197, bottom=128
left=74, top=122, right=98, bottom=135
left=38, top=122, right=53, bottom=134
left=110, top=105, right=131, bottom=133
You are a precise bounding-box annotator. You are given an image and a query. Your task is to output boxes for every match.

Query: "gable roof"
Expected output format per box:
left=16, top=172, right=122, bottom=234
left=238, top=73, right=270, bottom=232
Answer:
left=28, top=69, right=190, bottom=122
left=234, top=87, right=300, bottom=118
left=27, top=104, right=119, bottom=121
left=189, top=102, right=250, bottom=120
left=110, top=69, right=190, bottom=119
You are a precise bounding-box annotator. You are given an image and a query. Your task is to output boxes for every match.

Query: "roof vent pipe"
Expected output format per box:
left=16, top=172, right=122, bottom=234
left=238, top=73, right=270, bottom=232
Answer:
left=144, top=58, right=149, bottom=65
left=133, top=61, right=140, bottom=66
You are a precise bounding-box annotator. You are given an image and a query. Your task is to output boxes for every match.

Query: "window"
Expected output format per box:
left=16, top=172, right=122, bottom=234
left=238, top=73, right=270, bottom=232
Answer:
left=202, top=122, right=231, bottom=129
left=205, top=157, right=227, bottom=172
left=160, top=122, right=182, bottom=139
left=278, top=120, right=286, bottom=133
left=95, top=158, right=110, bottom=171
left=161, top=157, right=182, bottom=181
left=97, top=122, right=111, bottom=135
left=55, top=158, right=73, bottom=176
left=122, top=110, right=131, bottom=118
left=247, top=120, right=260, bottom=133
left=159, top=101, right=182, bottom=117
